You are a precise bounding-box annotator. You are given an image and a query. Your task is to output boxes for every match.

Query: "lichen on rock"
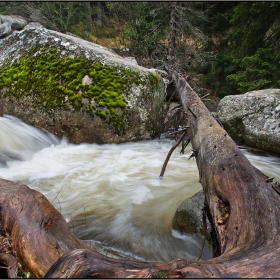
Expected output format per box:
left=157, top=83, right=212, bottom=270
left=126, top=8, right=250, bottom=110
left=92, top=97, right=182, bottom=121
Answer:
left=217, top=89, right=280, bottom=155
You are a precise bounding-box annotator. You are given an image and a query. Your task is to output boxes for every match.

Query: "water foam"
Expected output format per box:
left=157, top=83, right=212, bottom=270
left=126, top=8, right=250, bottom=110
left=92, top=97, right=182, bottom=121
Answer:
left=0, top=115, right=279, bottom=262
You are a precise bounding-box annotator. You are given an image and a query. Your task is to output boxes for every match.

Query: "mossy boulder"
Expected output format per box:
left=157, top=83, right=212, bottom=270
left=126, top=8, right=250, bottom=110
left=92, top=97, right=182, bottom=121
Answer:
left=217, top=89, right=280, bottom=155
left=0, top=22, right=165, bottom=144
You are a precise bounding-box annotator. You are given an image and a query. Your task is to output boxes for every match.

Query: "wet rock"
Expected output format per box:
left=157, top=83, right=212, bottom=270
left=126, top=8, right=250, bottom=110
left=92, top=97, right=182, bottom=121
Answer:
left=172, top=190, right=211, bottom=241
left=217, top=89, right=280, bottom=155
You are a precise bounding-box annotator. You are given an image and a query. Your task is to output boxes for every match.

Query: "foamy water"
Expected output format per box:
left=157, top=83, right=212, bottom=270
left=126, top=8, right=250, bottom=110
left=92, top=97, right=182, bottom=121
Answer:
left=0, top=115, right=279, bottom=262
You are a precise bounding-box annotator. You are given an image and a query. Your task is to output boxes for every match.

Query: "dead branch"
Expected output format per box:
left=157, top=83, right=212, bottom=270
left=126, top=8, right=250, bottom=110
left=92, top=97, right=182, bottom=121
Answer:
left=159, top=129, right=189, bottom=177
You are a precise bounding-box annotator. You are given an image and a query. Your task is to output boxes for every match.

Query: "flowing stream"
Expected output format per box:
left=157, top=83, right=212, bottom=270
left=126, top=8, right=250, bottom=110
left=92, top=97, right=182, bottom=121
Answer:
left=0, top=115, right=280, bottom=262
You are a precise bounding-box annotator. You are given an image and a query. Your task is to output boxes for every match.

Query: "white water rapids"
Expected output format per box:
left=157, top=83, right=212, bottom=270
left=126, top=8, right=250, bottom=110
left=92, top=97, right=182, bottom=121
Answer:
left=0, top=115, right=279, bottom=262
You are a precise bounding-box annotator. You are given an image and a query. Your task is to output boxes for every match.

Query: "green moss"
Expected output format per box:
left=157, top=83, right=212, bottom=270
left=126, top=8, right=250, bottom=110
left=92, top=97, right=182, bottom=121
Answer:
left=151, top=271, right=168, bottom=279
left=97, top=110, right=107, bottom=119
left=149, top=72, right=159, bottom=84
left=0, top=47, right=144, bottom=130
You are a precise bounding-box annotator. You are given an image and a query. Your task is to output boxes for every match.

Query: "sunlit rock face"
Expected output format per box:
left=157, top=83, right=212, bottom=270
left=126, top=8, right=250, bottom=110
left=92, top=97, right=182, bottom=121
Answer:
left=217, top=89, right=280, bottom=155
left=0, top=20, right=165, bottom=144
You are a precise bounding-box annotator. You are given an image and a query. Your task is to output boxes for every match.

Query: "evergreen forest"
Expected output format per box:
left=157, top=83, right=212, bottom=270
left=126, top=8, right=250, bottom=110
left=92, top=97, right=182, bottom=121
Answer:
left=1, top=1, right=280, bottom=98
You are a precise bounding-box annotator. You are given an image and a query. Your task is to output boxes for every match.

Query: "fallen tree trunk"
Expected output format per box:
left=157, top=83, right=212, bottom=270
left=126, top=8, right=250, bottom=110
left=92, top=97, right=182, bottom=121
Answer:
left=1, top=66, right=280, bottom=278
left=160, top=65, right=280, bottom=276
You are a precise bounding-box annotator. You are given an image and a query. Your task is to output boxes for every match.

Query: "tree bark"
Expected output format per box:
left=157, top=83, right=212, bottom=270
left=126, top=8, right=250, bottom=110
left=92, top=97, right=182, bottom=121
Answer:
left=1, top=66, right=280, bottom=278
left=0, top=180, right=89, bottom=278
left=168, top=2, right=177, bottom=60
left=84, top=2, right=93, bottom=28
left=0, top=252, right=17, bottom=278
left=96, top=1, right=102, bottom=27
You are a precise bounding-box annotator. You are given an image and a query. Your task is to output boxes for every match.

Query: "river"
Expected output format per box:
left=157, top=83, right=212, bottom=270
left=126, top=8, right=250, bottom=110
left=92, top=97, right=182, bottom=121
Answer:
left=0, top=115, right=279, bottom=262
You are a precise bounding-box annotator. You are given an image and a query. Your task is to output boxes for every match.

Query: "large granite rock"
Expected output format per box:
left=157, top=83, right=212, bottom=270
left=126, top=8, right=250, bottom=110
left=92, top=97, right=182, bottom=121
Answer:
left=0, top=21, right=165, bottom=144
left=217, top=89, right=280, bottom=155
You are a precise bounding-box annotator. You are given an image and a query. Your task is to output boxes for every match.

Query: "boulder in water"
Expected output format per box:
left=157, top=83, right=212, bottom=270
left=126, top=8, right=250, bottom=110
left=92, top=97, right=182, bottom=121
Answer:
left=0, top=21, right=165, bottom=144
left=172, top=190, right=211, bottom=241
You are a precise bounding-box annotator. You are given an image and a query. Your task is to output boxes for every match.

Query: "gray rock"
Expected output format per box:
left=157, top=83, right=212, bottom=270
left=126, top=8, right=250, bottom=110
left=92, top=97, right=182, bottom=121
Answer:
left=172, top=190, right=211, bottom=241
left=217, top=89, right=280, bottom=155
left=124, top=57, right=138, bottom=65
left=0, top=14, right=27, bottom=29
left=0, top=22, right=165, bottom=144
left=0, top=21, right=11, bottom=38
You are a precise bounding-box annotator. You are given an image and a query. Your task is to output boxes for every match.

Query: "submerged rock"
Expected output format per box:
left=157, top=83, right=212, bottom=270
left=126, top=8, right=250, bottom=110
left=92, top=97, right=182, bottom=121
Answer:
left=217, top=89, right=280, bottom=155
left=0, top=21, right=165, bottom=144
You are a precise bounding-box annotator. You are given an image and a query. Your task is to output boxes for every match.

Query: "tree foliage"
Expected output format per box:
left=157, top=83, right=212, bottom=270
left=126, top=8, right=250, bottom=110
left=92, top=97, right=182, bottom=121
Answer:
left=1, top=1, right=280, bottom=97
left=122, top=2, right=166, bottom=57
left=204, top=2, right=280, bottom=96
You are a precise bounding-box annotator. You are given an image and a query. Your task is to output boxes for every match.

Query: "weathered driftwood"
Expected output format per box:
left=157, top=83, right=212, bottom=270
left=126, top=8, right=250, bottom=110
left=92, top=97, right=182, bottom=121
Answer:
left=159, top=129, right=189, bottom=177
left=0, top=66, right=280, bottom=278
left=0, top=180, right=89, bottom=278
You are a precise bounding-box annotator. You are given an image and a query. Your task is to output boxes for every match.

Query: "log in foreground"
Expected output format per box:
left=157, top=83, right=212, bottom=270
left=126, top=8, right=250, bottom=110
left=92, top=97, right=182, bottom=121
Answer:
left=1, top=66, right=280, bottom=278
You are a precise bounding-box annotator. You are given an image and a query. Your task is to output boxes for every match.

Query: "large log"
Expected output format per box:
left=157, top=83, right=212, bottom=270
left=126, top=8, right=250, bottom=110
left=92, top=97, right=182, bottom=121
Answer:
left=160, top=66, right=280, bottom=277
left=0, top=66, right=280, bottom=278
